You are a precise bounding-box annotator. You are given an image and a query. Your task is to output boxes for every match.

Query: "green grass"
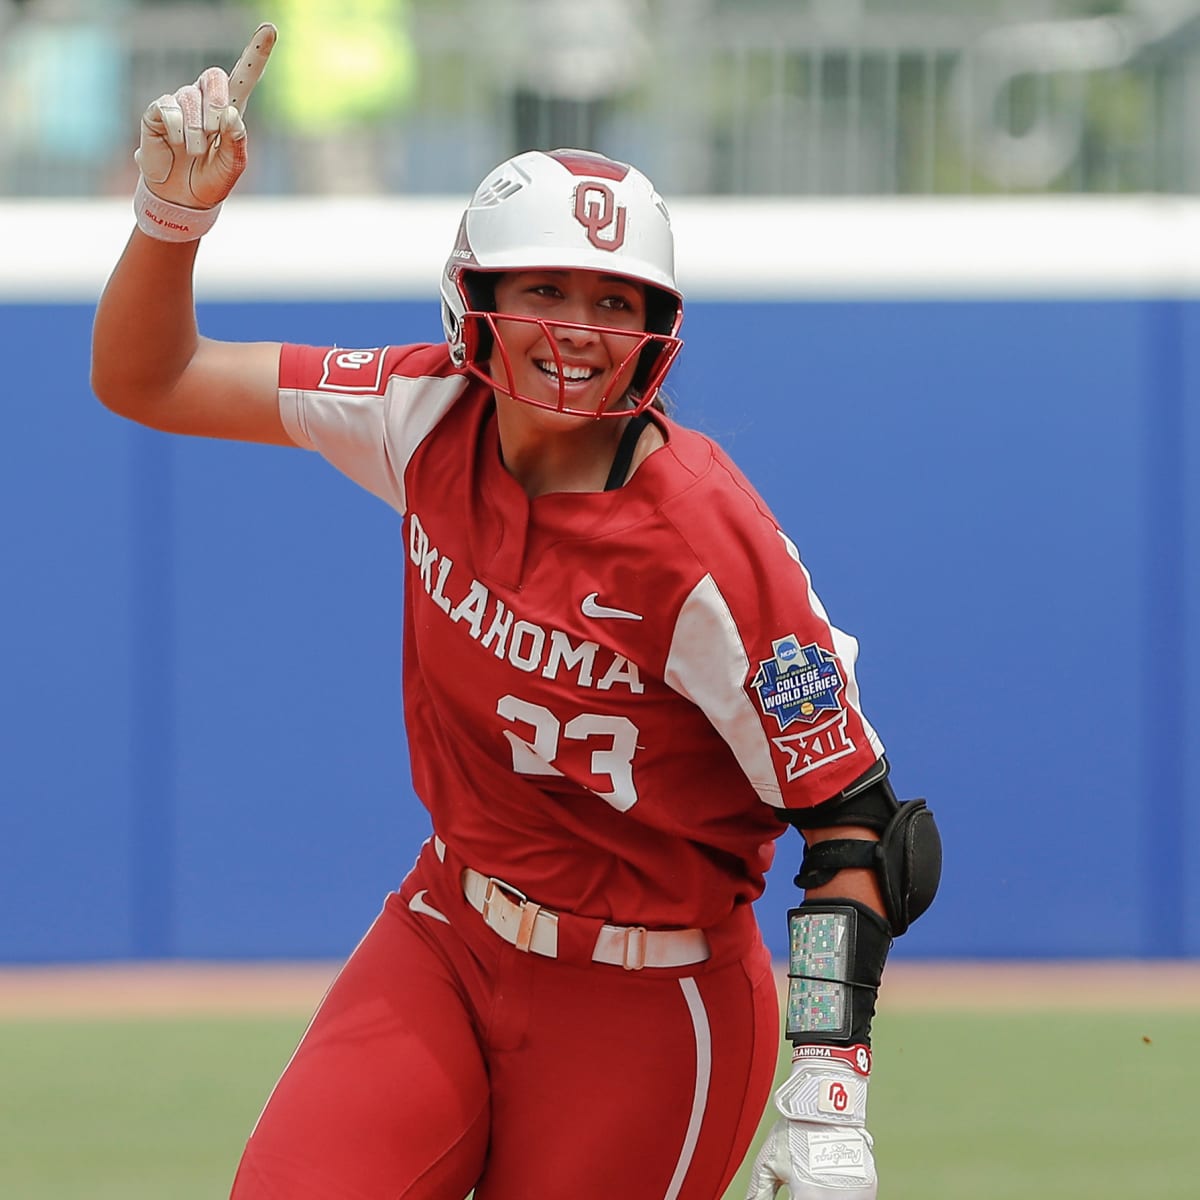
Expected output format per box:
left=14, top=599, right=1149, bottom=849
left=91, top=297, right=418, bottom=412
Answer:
left=0, top=1017, right=302, bottom=1200
left=862, top=1009, right=1200, bottom=1200
left=1, top=1009, right=1196, bottom=1199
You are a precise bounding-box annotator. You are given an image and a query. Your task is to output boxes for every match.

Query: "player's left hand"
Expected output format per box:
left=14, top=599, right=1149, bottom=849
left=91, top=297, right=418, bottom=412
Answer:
left=745, top=1116, right=876, bottom=1198
left=745, top=1044, right=877, bottom=1199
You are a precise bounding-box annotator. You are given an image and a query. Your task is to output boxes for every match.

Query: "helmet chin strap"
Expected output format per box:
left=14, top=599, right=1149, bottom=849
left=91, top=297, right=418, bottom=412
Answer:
left=603, top=411, right=654, bottom=490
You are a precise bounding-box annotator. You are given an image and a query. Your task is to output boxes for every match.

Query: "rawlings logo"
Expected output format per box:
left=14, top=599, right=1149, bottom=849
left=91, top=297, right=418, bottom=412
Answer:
left=574, top=183, right=627, bottom=251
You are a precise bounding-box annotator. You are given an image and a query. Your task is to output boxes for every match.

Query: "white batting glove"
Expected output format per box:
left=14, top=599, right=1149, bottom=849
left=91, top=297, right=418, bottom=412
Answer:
left=746, top=1044, right=876, bottom=1199
left=134, top=23, right=276, bottom=241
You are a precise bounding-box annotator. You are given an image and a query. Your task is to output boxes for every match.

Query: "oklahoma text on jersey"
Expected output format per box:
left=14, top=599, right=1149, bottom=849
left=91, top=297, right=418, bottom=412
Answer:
left=409, top=511, right=644, bottom=693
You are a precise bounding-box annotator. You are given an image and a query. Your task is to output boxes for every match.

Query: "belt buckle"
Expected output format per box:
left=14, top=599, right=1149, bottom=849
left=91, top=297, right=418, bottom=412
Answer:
left=481, top=875, right=527, bottom=923
left=482, top=876, right=542, bottom=953
left=622, top=925, right=649, bottom=971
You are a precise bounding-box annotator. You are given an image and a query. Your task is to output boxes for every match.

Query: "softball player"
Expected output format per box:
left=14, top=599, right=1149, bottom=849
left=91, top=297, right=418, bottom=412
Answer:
left=92, top=25, right=941, bottom=1200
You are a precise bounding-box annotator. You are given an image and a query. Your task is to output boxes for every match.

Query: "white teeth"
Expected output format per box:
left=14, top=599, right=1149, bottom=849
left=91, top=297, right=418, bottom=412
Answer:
left=537, top=360, right=596, bottom=381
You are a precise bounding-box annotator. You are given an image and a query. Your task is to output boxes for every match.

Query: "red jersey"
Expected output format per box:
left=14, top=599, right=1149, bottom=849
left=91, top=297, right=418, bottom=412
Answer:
left=279, top=342, right=884, bottom=930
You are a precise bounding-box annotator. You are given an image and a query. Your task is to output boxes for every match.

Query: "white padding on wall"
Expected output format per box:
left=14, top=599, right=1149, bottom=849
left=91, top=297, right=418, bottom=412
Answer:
left=9, top=195, right=1200, bottom=302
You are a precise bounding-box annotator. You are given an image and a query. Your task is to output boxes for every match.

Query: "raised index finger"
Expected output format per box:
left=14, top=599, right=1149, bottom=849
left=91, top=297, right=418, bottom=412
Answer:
left=228, top=23, right=277, bottom=112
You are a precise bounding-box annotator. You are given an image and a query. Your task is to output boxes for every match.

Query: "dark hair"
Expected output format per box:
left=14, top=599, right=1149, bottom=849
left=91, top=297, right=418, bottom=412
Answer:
left=462, top=272, right=498, bottom=362
left=639, top=286, right=680, bottom=411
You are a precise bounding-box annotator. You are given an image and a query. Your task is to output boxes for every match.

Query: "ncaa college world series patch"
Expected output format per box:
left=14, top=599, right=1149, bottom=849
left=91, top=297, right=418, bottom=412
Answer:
left=751, top=635, right=856, bottom=781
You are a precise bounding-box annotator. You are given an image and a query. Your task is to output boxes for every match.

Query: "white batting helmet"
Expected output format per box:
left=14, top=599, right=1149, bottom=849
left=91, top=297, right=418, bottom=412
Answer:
left=440, top=148, right=684, bottom=416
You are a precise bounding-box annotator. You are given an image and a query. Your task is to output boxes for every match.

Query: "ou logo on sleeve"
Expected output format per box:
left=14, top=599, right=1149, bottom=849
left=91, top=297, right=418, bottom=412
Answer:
left=318, top=347, right=389, bottom=392
left=574, top=183, right=627, bottom=251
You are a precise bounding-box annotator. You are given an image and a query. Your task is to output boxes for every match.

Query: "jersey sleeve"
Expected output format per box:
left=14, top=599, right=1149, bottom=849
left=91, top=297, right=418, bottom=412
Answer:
left=278, top=343, right=467, bottom=514
left=661, top=442, right=884, bottom=812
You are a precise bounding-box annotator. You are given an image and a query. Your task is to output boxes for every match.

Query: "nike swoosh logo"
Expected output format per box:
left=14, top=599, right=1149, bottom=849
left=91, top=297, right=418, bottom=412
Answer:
left=581, top=592, right=643, bottom=621
left=408, top=889, right=449, bottom=924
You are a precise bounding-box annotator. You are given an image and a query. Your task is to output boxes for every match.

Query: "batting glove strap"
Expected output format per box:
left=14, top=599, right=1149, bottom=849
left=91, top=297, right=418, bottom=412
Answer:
left=134, top=175, right=221, bottom=242
left=774, top=1045, right=871, bottom=1128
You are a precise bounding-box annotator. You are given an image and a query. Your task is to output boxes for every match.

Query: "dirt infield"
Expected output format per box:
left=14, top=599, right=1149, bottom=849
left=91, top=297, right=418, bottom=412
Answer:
left=0, top=960, right=1196, bottom=1018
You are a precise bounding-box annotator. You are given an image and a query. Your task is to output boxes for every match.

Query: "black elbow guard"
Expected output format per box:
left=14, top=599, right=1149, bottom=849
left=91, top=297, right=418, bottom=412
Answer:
left=879, top=797, right=942, bottom=935
left=795, top=793, right=943, bottom=937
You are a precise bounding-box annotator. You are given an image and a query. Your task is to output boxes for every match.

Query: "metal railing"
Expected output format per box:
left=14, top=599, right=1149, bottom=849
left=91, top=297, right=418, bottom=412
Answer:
left=2, top=0, right=1199, bottom=197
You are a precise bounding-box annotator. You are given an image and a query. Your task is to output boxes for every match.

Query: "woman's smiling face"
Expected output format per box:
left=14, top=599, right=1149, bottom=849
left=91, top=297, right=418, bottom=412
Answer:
left=485, top=269, right=650, bottom=417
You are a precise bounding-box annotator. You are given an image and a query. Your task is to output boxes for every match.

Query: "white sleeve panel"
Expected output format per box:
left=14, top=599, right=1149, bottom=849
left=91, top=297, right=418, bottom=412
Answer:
left=794, top=558, right=886, bottom=762
left=279, top=374, right=467, bottom=515
left=664, top=574, right=784, bottom=807
left=777, top=529, right=885, bottom=761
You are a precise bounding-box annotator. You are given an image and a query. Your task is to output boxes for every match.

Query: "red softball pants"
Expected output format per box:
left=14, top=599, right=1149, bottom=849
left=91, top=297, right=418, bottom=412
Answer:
left=229, top=838, right=780, bottom=1200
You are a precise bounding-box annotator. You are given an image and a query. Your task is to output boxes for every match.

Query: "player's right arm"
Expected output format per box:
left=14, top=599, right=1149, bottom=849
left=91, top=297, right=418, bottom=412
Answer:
left=92, top=234, right=285, bottom=443
left=93, top=231, right=285, bottom=444
left=91, top=24, right=287, bottom=446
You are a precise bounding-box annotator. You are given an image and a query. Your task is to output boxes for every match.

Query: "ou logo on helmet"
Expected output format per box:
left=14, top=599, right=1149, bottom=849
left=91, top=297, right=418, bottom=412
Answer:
left=573, top=182, right=627, bottom=251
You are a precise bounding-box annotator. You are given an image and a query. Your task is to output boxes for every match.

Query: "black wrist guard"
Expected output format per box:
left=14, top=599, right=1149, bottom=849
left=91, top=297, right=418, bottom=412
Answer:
left=785, top=898, right=892, bottom=1047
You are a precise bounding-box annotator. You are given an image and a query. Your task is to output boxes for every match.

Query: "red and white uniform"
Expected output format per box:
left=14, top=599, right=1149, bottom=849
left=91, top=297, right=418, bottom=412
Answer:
left=231, top=342, right=885, bottom=1200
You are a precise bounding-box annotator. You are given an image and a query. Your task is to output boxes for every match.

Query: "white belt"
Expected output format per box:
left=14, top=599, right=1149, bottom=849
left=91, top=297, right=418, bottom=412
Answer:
left=459, top=866, right=710, bottom=971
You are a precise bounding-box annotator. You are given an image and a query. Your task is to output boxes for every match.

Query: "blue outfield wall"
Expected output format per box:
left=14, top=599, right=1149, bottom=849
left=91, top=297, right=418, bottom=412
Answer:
left=2, top=222, right=1199, bottom=964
